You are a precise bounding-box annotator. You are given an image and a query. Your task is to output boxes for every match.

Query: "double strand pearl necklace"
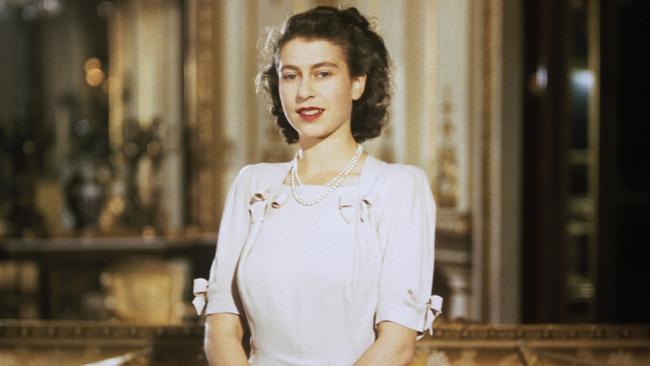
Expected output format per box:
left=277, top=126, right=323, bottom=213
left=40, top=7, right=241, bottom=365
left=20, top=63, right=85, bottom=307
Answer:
left=290, top=144, right=364, bottom=207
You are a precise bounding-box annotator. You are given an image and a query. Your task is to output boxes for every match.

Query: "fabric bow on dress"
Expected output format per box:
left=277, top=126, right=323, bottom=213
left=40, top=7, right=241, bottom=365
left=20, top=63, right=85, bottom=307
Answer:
left=192, top=278, right=209, bottom=316
left=337, top=193, right=375, bottom=224
left=418, top=295, right=444, bottom=340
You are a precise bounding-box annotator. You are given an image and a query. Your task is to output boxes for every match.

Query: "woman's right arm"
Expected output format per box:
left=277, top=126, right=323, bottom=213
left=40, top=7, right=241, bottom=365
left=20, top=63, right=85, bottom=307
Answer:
left=204, top=313, right=249, bottom=366
left=202, top=166, right=254, bottom=365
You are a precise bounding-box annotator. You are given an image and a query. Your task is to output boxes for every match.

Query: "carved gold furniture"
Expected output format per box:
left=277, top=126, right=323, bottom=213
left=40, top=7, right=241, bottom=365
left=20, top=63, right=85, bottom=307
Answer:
left=1, top=322, right=648, bottom=366
left=101, top=257, right=189, bottom=325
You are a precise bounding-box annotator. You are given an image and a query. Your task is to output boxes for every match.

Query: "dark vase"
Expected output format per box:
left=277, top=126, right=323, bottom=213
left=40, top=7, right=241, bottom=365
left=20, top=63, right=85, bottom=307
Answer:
left=63, top=160, right=105, bottom=232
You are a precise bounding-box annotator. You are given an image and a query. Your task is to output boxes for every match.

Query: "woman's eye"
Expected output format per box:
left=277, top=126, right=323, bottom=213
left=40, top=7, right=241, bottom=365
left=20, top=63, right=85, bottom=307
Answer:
left=282, top=73, right=297, bottom=81
left=315, top=71, right=331, bottom=78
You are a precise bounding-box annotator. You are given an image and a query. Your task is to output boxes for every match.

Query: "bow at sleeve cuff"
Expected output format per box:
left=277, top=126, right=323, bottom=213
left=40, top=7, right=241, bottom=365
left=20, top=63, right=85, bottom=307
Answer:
left=417, top=295, right=443, bottom=340
left=192, top=278, right=209, bottom=316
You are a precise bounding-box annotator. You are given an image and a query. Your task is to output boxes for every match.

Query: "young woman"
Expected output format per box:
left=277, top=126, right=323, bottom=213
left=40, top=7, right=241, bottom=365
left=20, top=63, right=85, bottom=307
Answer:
left=194, top=6, right=440, bottom=366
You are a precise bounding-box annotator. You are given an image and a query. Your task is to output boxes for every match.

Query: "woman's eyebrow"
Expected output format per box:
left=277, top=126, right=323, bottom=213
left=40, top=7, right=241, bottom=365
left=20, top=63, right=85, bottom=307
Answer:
left=279, top=64, right=300, bottom=72
left=279, top=62, right=339, bottom=71
left=311, top=62, right=338, bottom=69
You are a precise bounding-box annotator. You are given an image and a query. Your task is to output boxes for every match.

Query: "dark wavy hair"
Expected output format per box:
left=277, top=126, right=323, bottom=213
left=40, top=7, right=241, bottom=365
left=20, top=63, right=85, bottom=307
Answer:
left=257, top=6, right=392, bottom=144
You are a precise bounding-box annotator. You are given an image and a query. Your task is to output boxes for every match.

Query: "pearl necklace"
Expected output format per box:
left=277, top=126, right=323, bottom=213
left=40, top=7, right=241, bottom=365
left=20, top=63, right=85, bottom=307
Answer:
left=290, top=145, right=364, bottom=206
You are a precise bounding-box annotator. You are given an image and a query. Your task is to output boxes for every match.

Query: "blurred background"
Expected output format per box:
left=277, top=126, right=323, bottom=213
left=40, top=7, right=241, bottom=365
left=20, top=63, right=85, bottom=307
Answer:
left=0, top=0, right=649, bottom=328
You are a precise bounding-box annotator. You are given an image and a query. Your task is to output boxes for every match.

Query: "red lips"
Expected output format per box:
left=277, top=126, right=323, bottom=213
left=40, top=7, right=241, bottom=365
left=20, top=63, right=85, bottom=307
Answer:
left=297, top=107, right=325, bottom=122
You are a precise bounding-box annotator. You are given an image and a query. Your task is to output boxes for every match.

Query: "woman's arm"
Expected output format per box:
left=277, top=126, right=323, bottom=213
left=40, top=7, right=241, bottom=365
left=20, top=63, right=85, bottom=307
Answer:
left=204, top=313, right=250, bottom=366
left=353, top=321, right=417, bottom=366
left=201, top=166, right=253, bottom=365
left=355, top=166, right=436, bottom=366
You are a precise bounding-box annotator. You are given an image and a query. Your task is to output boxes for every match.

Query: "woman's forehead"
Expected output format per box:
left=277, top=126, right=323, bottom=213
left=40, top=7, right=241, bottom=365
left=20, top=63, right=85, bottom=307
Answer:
left=278, top=38, right=347, bottom=69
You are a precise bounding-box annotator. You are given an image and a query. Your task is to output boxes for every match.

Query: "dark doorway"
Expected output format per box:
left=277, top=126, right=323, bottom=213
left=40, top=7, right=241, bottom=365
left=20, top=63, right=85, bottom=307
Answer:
left=522, top=0, right=650, bottom=323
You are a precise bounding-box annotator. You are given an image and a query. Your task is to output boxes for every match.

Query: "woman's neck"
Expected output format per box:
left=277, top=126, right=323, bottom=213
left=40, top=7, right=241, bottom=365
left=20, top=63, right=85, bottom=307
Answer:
left=295, top=137, right=366, bottom=183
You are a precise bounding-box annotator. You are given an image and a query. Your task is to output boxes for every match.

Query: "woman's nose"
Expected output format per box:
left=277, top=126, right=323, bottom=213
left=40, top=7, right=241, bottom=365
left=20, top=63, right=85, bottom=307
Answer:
left=296, top=78, right=314, bottom=101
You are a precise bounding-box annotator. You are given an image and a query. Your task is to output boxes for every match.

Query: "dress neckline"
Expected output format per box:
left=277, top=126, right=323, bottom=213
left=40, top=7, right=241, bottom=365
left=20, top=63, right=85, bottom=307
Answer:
left=280, top=182, right=359, bottom=189
left=278, top=154, right=375, bottom=189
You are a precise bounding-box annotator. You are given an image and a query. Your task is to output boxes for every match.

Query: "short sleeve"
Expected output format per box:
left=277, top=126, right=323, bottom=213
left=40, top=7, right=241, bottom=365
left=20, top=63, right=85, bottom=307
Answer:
left=205, top=165, right=253, bottom=315
left=375, top=166, right=437, bottom=333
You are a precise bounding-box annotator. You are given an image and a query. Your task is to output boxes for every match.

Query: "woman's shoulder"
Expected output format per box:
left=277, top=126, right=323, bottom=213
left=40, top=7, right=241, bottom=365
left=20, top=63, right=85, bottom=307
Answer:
left=366, top=158, right=436, bottom=215
left=238, top=161, right=291, bottom=177
left=233, top=161, right=292, bottom=190
left=366, top=156, right=430, bottom=189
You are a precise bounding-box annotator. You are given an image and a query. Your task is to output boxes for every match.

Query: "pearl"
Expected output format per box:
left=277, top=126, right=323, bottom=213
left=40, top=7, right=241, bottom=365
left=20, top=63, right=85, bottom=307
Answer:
left=290, top=145, right=363, bottom=206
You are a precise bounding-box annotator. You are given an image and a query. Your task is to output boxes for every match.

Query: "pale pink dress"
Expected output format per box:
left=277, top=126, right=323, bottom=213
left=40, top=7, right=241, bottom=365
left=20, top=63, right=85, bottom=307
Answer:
left=204, top=155, right=437, bottom=366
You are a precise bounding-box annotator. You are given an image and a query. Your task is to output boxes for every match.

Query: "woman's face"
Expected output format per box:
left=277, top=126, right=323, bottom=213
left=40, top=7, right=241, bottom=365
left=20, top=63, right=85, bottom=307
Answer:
left=277, top=37, right=366, bottom=144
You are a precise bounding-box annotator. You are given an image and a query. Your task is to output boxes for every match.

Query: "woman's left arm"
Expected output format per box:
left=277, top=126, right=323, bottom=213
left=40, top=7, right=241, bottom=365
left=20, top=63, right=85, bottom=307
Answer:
left=355, top=165, right=437, bottom=365
left=352, top=322, right=416, bottom=366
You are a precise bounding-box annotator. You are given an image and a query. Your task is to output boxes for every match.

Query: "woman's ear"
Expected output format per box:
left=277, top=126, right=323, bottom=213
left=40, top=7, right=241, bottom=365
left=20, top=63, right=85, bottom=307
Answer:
left=351, top=75, right=367, bottom=101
